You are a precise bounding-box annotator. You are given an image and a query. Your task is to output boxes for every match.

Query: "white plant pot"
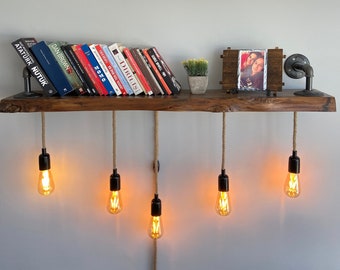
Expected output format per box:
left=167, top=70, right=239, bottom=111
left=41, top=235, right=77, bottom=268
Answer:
left=188, top=76, right=208, bottom=94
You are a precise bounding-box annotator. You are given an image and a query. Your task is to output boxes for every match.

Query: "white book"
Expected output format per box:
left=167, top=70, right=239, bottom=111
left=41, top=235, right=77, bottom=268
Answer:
left=89, top=44, right=121, bottom=95
left=108, top=43, right=144, bottom=95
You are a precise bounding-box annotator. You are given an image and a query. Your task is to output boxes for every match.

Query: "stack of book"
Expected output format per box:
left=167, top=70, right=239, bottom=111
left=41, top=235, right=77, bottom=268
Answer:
left=11, top=38, right=182, bottom=97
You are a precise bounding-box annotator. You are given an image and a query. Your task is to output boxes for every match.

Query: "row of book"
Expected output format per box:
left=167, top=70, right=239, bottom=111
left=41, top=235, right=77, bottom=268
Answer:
left=11, top=38, right=182, bottom=97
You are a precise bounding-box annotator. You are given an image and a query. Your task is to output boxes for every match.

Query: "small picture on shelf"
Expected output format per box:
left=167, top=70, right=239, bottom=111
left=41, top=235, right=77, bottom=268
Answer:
left=237, top=49, right=267, bottom=91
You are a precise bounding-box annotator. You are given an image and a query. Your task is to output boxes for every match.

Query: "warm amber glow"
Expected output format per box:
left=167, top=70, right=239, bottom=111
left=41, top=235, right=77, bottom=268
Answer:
left=148, top=216, right=163, bottom=239
left=107, top=191, right=122, bottom=214
left=216, top=191, right=231, bottom=216
left=284, top=172, right=300, bottom=198
left=38, top=170, right=55, bottom=196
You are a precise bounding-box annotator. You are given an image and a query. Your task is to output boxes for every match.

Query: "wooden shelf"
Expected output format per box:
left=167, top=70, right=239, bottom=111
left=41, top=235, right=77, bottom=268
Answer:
left=0, top=89, right=336, bottom=113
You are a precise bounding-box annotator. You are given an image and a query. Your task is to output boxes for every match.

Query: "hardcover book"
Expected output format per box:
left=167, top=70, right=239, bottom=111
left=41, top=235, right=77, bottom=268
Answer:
left=142, top=48, right=171, bottom=94
left=89, top=44, right=121, bottom=95
left=147, top=47, right=181, bottom=94
left=81, top=44, right=112, bottom=95
left=31, top=41, right=75, bottom=96
left=130, top=48, right=163, bottom=95
left=108, top=43, right=144, bottom=95
left=11, top=38, right=57, bottom=96
left=72, top=44, right=107, bottom=96
left=61, top=44, right=95, bottom=95
left=48, top=41, right=86, bottom=95
left=121, top=46, right=153, bottom=95
left=102, top=45, right=133, bottom=95
left=94, top=44, right=126, bottom=95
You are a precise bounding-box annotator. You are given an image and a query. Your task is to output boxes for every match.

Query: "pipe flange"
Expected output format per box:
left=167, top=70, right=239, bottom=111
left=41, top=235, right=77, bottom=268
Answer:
left=284, top=54, right=310, bottom=79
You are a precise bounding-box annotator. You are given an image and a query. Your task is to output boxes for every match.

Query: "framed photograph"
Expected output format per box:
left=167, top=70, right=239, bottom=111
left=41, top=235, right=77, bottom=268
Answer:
left=237, top=49, right=267, bottom=90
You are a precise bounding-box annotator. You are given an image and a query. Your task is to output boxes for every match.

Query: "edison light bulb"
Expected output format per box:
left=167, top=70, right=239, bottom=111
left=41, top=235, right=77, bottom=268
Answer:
left=284, top=172, right=300, bottom=198
left=107, top=169, right=122, bottom=214
left=38, top=148, right=55, bottom=196
left=149, top=215, right=163, bottom=239
left=107, top=190, right=122, bottom=214
left=216, top=190, right=231, bottom=216
left=38, top=169, right=54, bottom=196
left=215, top=169, right=231, bottom=216
left=148, top=194, right=163, bottom=239
left=284, top=150, right=301, bottom=198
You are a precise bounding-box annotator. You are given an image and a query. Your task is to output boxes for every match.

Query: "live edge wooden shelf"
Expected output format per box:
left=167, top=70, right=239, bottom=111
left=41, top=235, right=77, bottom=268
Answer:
left=0, top=89, right=336, bottom=113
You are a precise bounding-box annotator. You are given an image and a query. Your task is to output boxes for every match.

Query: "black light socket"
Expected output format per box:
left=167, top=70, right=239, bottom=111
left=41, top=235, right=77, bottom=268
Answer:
left=151, top=193, right=162, bottom=216
left=39, top=148, right=51, bottom=171
left=288, top=150, right=300, bottom=174
left=218, top=169, right=229, bottom=192
left=110, top=168, right=121, bottom=191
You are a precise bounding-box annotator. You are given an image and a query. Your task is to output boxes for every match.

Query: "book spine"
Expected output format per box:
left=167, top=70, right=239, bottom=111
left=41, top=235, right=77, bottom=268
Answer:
left=102, top=45, right=132, bottom=95
left=81, top=44, right=112, bottom=96
left=122, top=47, right=153, bottom=95
left=48, top=41, right=86, bottom=96
left=72, top=44, right=106, bottom=95
left=139, top=49, right=164, bottom=95
left=61, top=44, right=93, bottom=95
left=131, top=48, right=162, bottom=95
left=64, top=44, right=97, bottom=95
left=89, top=44, right=120, bottom=96
left=95, top=44, right=127, bottom=96
left=108, top=43, right=144, bottom=95
left=11, top=38, right=57, bottom=96
left=142, top=48, right=171, bottom=94
left=149, top=47, right=181, bottom=94
left=31, top=41, right=74, bottom=96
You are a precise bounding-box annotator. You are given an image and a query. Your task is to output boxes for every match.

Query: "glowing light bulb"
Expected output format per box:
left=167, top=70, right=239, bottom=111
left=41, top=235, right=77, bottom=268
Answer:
left=285, top=172, right=300, bottom=198
left=284, top=150, right=301, bottom=198
left=38, top=148, right=54, bottom=196
left=148, top=194, right=163, bottom=239
left=107, top=169, right=122, bottom=214
left=215, top=169, right=231, bottom=216
left=38, top=169, right=54, bottom=195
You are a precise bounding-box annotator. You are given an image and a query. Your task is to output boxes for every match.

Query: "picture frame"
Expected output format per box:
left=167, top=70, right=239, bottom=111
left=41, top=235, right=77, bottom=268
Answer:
left=237, top=49, right=267, bottom=91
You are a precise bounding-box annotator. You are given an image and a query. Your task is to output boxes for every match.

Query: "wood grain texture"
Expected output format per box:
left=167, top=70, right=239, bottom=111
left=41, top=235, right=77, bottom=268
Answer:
left=0, top=89, right=336, bottom=113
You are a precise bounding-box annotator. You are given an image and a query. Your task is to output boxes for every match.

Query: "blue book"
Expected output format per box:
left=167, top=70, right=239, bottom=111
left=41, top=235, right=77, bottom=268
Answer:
left=30, top=41, right=74, bottom=96
left=81, top=44, right=114, bottom=96
left=102, top=44, right=134, bottom=95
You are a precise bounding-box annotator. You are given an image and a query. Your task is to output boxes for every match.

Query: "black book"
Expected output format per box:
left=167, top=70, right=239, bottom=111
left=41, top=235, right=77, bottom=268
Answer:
left=11, top=38, right=58, bottom=96
left=61, top=44, right=94, bottom=96
left=147, top=47, right=181, bottom=94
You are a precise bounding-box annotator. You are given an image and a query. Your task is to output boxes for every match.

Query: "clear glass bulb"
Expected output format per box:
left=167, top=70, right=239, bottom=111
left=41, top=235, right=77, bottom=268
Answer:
left=216, top=191, right=231, bottom=216
left=285, top=172, right=300, bottom=198
left=148, top=215, right=163, bottom=239
left=107, top=190, right=122, bottom=214
left=38, top=169, right=55, bottom=196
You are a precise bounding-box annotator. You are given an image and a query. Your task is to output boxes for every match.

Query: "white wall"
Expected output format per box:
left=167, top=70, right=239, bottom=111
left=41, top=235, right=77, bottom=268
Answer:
left=0, top=0, right=339, bottom=269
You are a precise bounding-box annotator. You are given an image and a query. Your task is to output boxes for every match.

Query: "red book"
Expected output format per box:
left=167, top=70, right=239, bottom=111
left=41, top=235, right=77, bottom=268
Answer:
left=71, top=44, right=107, bottom=95
left=95, top=44, right=127, bottom=96
left=122, top=46, right=153, bottom=95
left=142, top=48, right=172, bottom=95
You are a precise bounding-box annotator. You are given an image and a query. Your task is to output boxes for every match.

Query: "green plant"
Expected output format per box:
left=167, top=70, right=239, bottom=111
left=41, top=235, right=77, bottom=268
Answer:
left=182, top=58, right=208, bottom=76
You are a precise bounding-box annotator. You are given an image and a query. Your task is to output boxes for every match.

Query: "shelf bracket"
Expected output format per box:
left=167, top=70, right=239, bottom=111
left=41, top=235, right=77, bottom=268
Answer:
left=284, top=54, right=324, bottom=97
left=14, top=67, right=42, bottom=98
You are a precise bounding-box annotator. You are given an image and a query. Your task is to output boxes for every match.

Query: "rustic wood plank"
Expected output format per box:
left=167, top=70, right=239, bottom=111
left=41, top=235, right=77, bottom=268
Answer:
left=0, top=89, right=336, bottom=113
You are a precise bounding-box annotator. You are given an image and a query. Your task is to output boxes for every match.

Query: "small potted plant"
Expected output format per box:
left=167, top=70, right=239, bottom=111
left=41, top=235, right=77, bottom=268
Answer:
left=182, top=58, right=208, bottom=94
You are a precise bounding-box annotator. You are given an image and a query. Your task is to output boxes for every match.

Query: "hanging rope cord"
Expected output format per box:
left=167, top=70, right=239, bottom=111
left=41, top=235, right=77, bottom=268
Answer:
left=221, top=112, right=226, bottom=171
left=293, top=111, right=297, bottom=151
left=41, top=112, right=46, bottom=149
left=153, top=111, right=159, bottom=270
left=112, top=111, right=117, bottom=169
left=153, top=111, right=159, bottom=194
